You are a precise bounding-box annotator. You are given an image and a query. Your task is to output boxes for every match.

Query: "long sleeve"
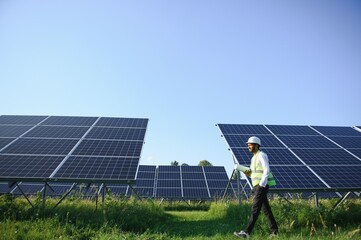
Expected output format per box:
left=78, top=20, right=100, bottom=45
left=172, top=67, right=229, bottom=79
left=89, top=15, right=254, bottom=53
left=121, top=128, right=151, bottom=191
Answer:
left=258, top=152, right=270, bottom=187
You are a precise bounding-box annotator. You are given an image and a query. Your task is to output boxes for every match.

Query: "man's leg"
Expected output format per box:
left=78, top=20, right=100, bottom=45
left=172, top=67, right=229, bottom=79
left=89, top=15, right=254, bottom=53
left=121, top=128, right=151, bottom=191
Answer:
left=245, top=185, right=266, bottom=234
left=262, top=186, right=278, bottom=234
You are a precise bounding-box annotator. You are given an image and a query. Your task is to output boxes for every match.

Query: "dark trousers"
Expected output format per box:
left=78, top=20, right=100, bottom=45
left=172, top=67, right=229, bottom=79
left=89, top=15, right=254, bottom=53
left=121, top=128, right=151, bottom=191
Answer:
left=245, top=185, right=278, bottom=234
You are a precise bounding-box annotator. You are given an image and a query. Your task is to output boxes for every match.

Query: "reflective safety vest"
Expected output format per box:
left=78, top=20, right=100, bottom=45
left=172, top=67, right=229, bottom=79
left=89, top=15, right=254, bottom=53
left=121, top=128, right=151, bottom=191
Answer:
left=250, top=151, right=276, bottom=187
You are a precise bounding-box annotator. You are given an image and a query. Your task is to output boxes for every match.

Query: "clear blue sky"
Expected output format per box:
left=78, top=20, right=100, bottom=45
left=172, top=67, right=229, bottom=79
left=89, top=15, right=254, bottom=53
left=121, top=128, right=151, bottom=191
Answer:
left=1, top=1, right=360, bottom=176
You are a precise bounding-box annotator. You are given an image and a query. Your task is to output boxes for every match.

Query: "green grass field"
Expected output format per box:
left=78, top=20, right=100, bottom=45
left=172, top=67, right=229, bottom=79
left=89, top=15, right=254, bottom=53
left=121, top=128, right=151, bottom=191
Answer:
left=0, top=194, right=360, bottom=239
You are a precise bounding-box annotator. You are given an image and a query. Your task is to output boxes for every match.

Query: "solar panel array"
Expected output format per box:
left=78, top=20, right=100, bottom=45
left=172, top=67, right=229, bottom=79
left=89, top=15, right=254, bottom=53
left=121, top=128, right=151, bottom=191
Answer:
left=218, top=124, right=361, bottom=191
left=0, top=115, right=148, bottom=183
left=1, top=165, right=231, bottom=200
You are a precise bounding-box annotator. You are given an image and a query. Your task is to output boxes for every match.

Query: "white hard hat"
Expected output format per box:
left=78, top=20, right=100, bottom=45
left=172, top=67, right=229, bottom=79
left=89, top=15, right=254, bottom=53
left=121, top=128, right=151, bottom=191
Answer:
left=246, top=136, right=261, bottom=146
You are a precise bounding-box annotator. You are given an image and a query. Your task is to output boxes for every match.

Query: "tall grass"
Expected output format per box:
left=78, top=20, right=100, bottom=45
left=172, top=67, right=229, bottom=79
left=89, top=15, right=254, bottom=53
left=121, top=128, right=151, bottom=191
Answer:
left=0, top=194, right=360, bottom=239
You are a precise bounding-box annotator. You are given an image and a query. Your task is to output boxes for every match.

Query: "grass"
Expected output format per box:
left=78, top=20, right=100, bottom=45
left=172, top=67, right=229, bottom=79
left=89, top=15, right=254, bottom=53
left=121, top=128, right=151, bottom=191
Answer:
left=0, top=194, right=360, bottom=239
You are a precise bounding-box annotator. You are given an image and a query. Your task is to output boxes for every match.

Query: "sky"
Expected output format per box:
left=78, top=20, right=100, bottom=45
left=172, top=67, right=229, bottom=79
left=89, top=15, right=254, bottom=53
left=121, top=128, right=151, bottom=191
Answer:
left=1, top=1, right=361, bottom=176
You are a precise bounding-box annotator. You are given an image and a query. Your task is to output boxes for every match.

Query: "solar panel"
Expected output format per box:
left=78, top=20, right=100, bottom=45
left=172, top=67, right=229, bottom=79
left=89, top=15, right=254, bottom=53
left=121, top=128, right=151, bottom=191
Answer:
left=0, top=115, right=47, bottom=125
left=0, top=115, right=148, bottom=184
left=71, top=139, right=143, bottom=157
left=0, top=125, right=33, bottom=137
left=134, top=165, right=156, bottom=197
left=156, top=166, right=182, bottom=198
left=0, top=155, right=66, bottom=178
left=218, top=124, right=270, bottom=135
left=312, top=126, right=361, bottom=136
left=24, top=126, right=89, bottom=139
left=278, top=135, right=338, bottom=148
left=0, top=182, right=14, bottom=193
left=292, top=149, right=361, bottom=165
left=86, top=127, right=146, bottom=140
left=53, top=156, right=139, bottom=180
left=40, top=116, right=97, bottom=126
left=95, top=117, right=148, bottom=128
left=203, top=166, right=229, bottom=199
left=223, top=134, right=284, bottom=148
left=0, top=138, right=15, bottom=149
left=1, top=138, right=79, bottom=155
left=271, top=166, right=328, bottom=189
left=266, top=125, right=318, bottom=136
left=218, top=123, right=361, bottom=192
left=328, top=136, right=361, bottom=149
left=311, top=165, right=361, bottom=188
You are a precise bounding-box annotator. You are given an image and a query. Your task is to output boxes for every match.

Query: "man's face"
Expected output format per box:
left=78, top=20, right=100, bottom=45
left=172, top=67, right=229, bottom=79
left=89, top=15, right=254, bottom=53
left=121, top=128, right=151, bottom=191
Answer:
left=247, top=143, right=258, bottom=153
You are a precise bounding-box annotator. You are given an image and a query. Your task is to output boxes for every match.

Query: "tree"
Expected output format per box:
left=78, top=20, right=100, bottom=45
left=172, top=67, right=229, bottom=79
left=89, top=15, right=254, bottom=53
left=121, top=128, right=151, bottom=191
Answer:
left=171, top=161, right=179, bottom=166
left=198, top=160, right=213, bottom=166
left=181, top=163, right=189, bottom=166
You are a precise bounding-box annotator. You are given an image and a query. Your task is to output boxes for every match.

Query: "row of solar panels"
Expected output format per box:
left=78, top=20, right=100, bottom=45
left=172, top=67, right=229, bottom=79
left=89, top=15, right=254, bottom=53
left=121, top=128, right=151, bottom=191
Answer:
left=0, top=115, right=148, bottom=182
left=0, top=165, right=250, bottom=199
left=218, top=124, right=361, bottom=191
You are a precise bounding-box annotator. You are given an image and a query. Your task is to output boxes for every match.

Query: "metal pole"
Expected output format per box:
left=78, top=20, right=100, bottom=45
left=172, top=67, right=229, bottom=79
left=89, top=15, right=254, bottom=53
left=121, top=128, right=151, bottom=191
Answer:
left=42, top=182, right=47, bottom=207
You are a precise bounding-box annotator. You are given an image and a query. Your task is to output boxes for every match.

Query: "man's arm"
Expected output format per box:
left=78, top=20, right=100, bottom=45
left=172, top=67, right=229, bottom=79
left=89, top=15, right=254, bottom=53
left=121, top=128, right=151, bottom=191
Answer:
left=259, top=152, right=270, bottom=187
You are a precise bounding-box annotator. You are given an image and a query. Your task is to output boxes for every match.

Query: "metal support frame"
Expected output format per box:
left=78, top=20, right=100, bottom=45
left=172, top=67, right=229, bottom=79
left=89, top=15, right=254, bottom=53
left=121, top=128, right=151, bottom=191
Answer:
left=128, top=184, right=141, bottom=200
left=15, top=182, right=34, bottom=207
left=314, top=192, right=319, bottom=208
left=53, top=183, right=78, bottom=209
left=330, top=192, right=352, bottom=211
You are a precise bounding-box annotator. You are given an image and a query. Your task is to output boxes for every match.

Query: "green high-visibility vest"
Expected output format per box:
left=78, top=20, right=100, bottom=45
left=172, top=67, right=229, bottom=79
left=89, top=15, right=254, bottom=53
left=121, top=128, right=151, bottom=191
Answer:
left=250, top=151, right=276, bottom=187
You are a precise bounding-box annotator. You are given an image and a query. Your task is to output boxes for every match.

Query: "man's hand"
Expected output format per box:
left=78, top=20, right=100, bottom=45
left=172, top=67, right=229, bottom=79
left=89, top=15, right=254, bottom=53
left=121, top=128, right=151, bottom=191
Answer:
left=244, top=169, right=251, bottom=177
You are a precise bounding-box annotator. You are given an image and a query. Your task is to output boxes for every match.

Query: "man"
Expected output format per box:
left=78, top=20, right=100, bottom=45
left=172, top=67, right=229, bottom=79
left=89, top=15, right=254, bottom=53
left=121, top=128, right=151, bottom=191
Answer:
left=234, top=136, right=278, bottom=238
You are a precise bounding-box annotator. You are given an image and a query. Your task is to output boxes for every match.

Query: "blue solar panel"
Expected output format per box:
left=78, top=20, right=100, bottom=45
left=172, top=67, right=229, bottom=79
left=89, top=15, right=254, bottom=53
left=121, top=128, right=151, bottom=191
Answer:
left=203, top=166, right=226, bottom=172
left=156, top=188, right=182, bottom=198
left=12, top=183, right=44, bottom=196
left=271, top=166, right=328, bottom=189
left=312, top=126, right=361, bottom=136
left=292, top=149, right=361, bottom=165
left=134, top=179, right=154, bottom=187
left=0, top=155, right=65, bottom=178
left=157, top=180, right=181, bottom=188
left=266, top=125, right=318, bottom=136
left=311, top=166, right=361, bottom=188
left=24, top=126, right=89, bottom=139
left=133, top=165, right=156, bottom=197
left=328, top=136, right=361, bottom=149
left=218, top=123, right=361, bottom=192
left=181, top=166, right=203, bottom=172
left=54, top=156, right=139, bottom=180
left=86, top=127, right=146, bottom=140
left=158, top=172, right=181, bottom=179
left=207, top=180, right=229, bottom=188
left=0, top=115, right=47, bottom=125
left=40, top=116, right=97, bottom=126
left=0, top=182, right=14, bottom=193
left=223, top=134, right=284, bottom=148
left=0, top=138, right=15, bottom=149
left=71, top=140, right=143, bottom=157
left=138, top=165, right=156, bottom=172
left=182, top=172, right=204, bottom=180
left=183, top=180, right=207, bottom=188
left=0, top=138, right=78, bottom=155
left=96, top=117, right=148, bottom=128
left=231, top=148, right=304, bottom=165
left=0, top=125, right=33, bottom=137
left=158, top=166, right=180, bottom=172
left=218, top=124, right=270, bottom=135
left=347, top=149, right=361, bottom=159
left=183, top=188, right=209, bottom=198
left=136, top=171, right=156, bottom=179
left=278, top=135, right=338, bottom=148
left=204, top=172, right=228, bottom=180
